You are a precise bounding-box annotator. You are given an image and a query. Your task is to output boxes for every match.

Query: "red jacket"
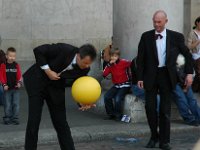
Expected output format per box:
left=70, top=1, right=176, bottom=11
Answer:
left=103, top=59, right=131, bottom=84
left=0, top=62, right=22, bottom=89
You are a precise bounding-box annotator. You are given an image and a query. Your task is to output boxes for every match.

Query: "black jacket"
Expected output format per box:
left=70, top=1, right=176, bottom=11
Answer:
left=23, top=43, right=90, bottom=96
left=136, top=29, right=193, bottom=90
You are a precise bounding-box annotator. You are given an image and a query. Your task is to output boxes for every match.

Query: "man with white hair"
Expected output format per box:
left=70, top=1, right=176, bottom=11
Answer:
left=137, top=10, right=193, bottom=150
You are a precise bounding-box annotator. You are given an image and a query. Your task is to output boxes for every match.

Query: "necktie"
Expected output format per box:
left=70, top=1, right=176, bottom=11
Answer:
left=155, top=34, right=163, bottom=40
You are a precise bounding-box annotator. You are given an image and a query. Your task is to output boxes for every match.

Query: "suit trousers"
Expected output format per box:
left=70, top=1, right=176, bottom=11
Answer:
left=24, top=85, right=75, bottom=150
left=145, top=67, right=172, bottom=144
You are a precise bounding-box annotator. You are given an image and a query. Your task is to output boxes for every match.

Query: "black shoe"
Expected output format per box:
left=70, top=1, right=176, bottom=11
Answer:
left=104, top=115, right=115, bottom=120
left=187, top=120, right=199, bottom=126
left=159, top=143, right=172, bottom=150
left=4, top=121, right=12, bottom=125
left=145, top=139, right=158, bottom=148
left=12, top=120, right=19, bottom=125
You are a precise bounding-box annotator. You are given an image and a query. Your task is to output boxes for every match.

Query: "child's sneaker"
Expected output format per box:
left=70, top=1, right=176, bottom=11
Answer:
left=121, top=115, right=131, bottom=123
left=4, top=120, right=12, bottom=125
left=12, top=120, right=19, bottom=125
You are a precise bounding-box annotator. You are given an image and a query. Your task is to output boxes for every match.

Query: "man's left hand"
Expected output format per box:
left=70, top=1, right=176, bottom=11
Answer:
left=185, top=74, right=193, bottom=88
left=79, top=104, right=96, bottom=111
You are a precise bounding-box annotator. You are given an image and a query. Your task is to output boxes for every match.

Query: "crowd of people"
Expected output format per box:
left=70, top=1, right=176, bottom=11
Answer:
left=0, top=10, right=200, bottom=150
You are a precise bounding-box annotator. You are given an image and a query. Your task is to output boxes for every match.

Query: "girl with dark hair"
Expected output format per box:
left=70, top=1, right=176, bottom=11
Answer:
left=187, top=16, right=200, bottom=92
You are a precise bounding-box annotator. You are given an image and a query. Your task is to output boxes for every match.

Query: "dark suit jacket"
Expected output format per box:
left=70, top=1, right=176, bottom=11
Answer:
left=136, top=29, right=193, bottom=90
left=23, top=43, right=90, bottom=96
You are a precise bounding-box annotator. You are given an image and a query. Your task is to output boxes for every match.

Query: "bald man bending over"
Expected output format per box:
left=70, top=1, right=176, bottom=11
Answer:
left=136, top=10, right=193, bottom=150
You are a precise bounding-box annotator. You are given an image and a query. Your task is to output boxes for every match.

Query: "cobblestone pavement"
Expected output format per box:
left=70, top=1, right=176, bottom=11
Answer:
left=1, top=129, right=200, bottom=150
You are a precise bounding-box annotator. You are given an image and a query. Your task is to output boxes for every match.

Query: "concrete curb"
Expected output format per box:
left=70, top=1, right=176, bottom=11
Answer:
left=0, top=123, right=199, bottom=148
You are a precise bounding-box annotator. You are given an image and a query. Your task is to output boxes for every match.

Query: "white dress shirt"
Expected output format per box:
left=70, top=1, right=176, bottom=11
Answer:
left=155, top=29, right=167, bottom=67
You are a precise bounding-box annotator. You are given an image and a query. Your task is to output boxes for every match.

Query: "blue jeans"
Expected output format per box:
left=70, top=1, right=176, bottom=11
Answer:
left=0, top=84, right=4, bottom=105
left=173, top=84, right=200, bottom=123
left=131, top=84, right=160, bottom=113
left=131, top=84, right=145, bottom=100
left=104, top=86, right=130, bottom=118
left=3, top=89, right=20, bottom=122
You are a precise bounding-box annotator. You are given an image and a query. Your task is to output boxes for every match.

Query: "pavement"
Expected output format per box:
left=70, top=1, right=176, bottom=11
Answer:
left=1, top=128, right=200, bottom=150
left=0, top=88, right=200, bottom=149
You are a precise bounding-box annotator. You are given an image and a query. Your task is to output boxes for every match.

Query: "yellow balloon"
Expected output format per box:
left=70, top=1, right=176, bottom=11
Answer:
left=71, top=76, right=101, bottom=104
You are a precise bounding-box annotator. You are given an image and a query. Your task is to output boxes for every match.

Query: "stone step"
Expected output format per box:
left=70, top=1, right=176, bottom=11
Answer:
left=91, top=90, right=200, bottom=123
left=123, top=94, right=182, bottom=123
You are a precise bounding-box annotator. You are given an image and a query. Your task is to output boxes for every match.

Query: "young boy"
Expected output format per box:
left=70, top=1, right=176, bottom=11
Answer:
left=0, top=47, right=22, bottom=125
left=103, top=48, right=131, bottom=121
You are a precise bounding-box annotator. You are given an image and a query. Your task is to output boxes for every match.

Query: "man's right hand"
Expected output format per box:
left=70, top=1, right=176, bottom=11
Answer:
left=4, top=85, right=9, bottom=91
left=44, top=69, right=60, bottom=80
left=137, top=81, right=144, bottom=89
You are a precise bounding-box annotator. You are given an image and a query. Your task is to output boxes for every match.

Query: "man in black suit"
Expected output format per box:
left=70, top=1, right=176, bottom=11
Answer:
left=136, top=10, right=193, bottom=150
left=23, top=43, right=97, bottom=150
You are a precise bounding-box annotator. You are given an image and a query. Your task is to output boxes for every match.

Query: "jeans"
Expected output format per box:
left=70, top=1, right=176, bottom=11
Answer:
left=131, top=84, right=160, bottom=113
left=3, top=89, right=20, bottom=122
left=104, top=86, right=130, bottom=118
left=0, top=84, right=4, bottom=105
left=131, top=84, right=145, bottom=100
left=173, top=84, right=200, bottom=123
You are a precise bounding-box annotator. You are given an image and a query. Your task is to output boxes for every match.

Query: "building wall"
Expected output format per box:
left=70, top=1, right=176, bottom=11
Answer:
left=113, top=0, right=184, bottom=60
left=0, top=0, right=113, bottom=61
left=183, top=0, right=191, bottom=38
left=191, top=0, right=200, bottom=29
left=184, top=0, right=200, bottom=39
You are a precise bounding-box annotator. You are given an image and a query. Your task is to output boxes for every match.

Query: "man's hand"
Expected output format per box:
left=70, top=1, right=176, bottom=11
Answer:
left=185, top=74, right=193, bottom=88
left=4, top=85, right=9, bottom=91
left=16, top=83, right=21, bottom=88
left=137, top=81, right=144, bottom=89
left=79, top=104, right=96, bottom=111
left=44, top=69, right=60, bottom=80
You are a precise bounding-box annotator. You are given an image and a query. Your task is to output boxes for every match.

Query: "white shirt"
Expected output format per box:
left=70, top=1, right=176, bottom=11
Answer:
left=41, top=55, right=77, bottom=73
left=155, top=29, right=167, bottom=67
left=192, top=31, right=200, bottom=60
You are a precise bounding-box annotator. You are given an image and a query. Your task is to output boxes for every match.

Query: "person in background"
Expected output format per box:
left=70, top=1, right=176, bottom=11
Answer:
left=0, top=47, right=22, bottom=125
left=187, top=16, right=200, bottom=92
left=103, top=48, right=131, bottom=121
left=0, top=49, right=6, bottom=106
left=173, top=54, right=200, bottom=126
